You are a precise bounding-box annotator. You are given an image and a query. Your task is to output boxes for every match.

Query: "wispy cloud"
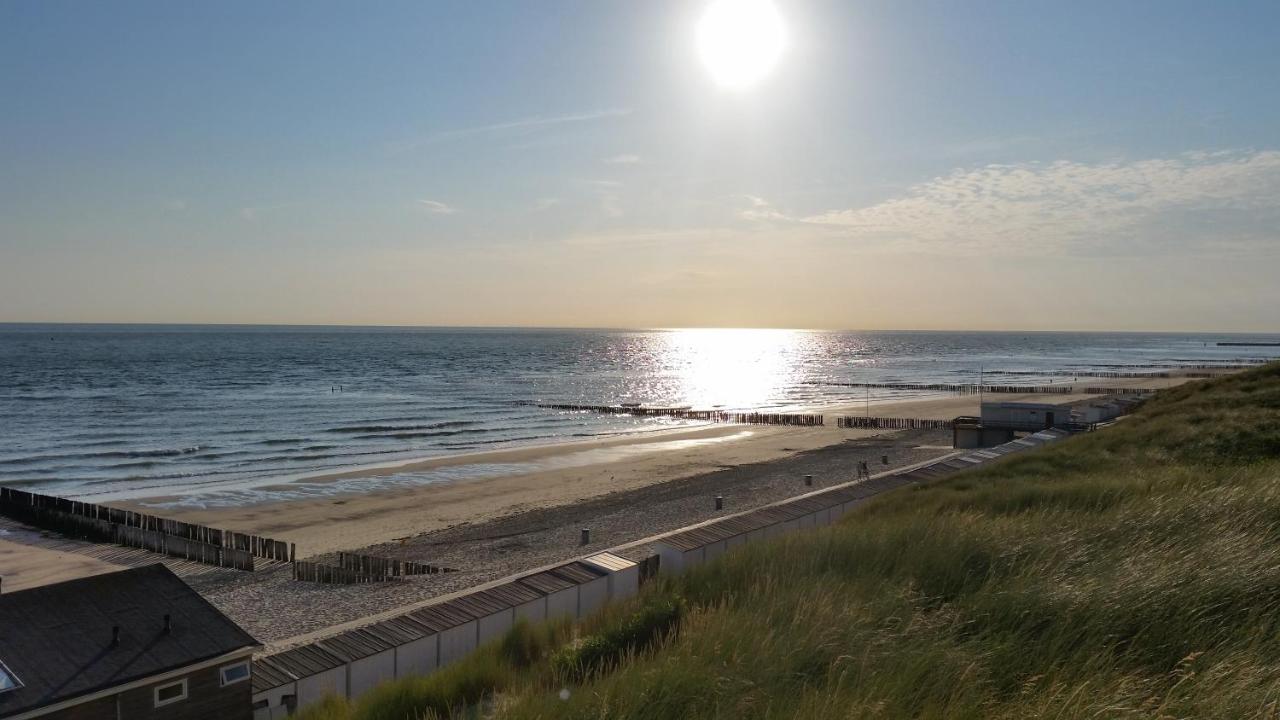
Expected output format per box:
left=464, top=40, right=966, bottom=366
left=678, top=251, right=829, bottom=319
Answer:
left=605, top=153, right=641, bottom=165
left=741, top=195, right=789, bottom=222
left=417, top=199, right=458, bottom=215
left=533, top=197, right=560, bottom=211
left=802, top=150, right=1280, bottom=255
left=394, top=108, right=632, bottom=152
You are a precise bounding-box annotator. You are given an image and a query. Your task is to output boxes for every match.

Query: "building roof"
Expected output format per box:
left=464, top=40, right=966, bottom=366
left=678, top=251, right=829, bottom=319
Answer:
left=0, top=564, right=258, bottom=717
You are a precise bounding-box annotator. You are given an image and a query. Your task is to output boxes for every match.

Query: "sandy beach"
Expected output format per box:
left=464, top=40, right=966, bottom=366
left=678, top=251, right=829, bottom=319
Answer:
left=0, top=373, right=1202, bottom=641
left=127, top=374, right=1190, bottom=557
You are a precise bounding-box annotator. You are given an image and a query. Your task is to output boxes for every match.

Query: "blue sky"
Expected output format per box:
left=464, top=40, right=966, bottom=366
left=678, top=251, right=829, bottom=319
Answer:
left=3, top=1, right=1279, bottom=330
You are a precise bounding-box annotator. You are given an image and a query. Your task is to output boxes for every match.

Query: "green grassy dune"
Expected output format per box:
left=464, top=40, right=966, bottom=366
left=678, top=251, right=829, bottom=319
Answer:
left=300, top=362, right=1280, bottom=720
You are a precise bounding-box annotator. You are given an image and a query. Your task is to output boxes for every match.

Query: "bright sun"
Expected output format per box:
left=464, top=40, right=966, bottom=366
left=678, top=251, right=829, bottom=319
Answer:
left=697, top=0, right=785, bottom=89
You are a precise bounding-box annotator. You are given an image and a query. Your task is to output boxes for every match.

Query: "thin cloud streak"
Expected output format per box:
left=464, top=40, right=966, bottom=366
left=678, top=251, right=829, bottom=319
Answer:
left=417, top=199, right=458, bottom=215
left=393, top=108, right=633, bottom=152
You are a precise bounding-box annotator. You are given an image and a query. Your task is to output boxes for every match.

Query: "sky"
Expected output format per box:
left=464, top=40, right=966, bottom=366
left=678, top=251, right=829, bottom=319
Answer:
left=2, top=0, right=1279, bottom=332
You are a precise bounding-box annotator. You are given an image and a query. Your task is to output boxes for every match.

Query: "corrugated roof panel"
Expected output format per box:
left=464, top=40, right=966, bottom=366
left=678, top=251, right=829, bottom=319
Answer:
left=363, top=617, right=424, bottom=646
left=266, top=643, right=345, bottom=678
left=475, top=582, right=544, bottom=607
left=517, top=571, right=576, bottom=595
left=251, top=657, right=297, bottom=693
left=441, top=592, right=510, bottom=620
left=582, top=552, right=636, bottom=573
left=407, top=604, right=471, bottom=632
left=550, top=561, right=607, bottom=585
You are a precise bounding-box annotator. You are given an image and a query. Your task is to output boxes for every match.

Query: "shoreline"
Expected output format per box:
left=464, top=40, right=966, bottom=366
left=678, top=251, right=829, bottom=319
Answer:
left=117, top=374, right=1193, bottom=557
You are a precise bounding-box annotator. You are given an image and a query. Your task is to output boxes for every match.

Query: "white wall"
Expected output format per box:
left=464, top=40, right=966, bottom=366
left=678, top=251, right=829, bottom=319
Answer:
left=395, top=635, right=438, bottom=679
left=247, top=676, right=294, bottom=712
left=297, top=667, right=347, bottom=707
left=577, top=576, right=609, bottom=617
left=514, top=597, right=546, bottom=624
left=477, top=608, right=515, bottom=646
left=606, top=565, right=639, bottom=601
left=438, top=622, right=478, bottom=666
left=546, top=587, right=578, bottom=619
left=349, top=649, right=396, bottom=697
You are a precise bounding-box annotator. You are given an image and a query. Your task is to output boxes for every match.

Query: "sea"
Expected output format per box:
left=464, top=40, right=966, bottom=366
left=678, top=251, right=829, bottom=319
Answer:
left=2, top=325, right=1277, bottom=507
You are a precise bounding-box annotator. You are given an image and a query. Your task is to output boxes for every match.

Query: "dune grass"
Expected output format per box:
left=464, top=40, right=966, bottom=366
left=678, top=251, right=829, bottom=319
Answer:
left=300, top=363, right=1280, bottom=719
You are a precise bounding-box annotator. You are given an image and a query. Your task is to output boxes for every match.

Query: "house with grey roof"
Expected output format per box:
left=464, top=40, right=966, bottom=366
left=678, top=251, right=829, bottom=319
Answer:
left=0, top=564, right=259, bottom=720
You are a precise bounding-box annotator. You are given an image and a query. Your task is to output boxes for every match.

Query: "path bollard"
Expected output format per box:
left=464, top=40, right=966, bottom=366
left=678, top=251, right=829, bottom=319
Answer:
left=715, top=495, right=724, bottom=510
left=804, top=474, right=813, bottom=487
left=580, top=528, right=591, bottom=546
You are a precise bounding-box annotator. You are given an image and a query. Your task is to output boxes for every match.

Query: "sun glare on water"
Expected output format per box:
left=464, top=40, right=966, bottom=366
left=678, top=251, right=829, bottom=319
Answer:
left=697, top=0, right=786, bottom=89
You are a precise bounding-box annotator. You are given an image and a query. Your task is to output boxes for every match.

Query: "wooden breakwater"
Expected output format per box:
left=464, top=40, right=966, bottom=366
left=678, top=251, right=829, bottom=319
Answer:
left=291, top=560, right=382, bottom=584
left=837, top=416, right=954, bottom=430
left=337, top=552, right=453, bottom=577
left=982, top=370, right=1172, bottom=379
left=808, top=381, right=1076, bottom=395
left=292, top=552, right=456, bottom=584
left=0, top=486, right=291, bottom=570
left=529, top=403, right=824, bottom=426
left=1079, top=387, right=1155, bottom=396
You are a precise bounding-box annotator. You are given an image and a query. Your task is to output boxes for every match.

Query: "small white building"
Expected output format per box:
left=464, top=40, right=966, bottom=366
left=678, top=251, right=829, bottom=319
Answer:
left=980, top=401, right=1075, bottom=430
left=582, top=552, right=640, bottom=602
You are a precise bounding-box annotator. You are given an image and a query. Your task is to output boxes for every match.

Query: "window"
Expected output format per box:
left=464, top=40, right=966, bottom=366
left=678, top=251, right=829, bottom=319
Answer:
left=219, top=661, right=251, bottom=687
left=153, top=678, right=188, bottom=707
left=0, top=659, right=21, bottom=694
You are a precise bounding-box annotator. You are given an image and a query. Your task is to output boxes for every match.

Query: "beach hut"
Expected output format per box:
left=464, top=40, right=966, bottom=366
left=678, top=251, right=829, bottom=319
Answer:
left=372, top=616, right=438, bottom=680
left=518, top=568, right=581, bottom=619
left=582, top=552, right=640, bottom=602
left=448, top=591, right=516, bottom=647
left=476, top=581, right=547, bottom=625
left=410, top=603, right=478, bottom=668
left=319, top=628, right=396, bottom=698
left=550, top=561, right=610, bottom=616
left=261, top=643, right=348, bottom=710
left=251, top=656, right=298, bottom=719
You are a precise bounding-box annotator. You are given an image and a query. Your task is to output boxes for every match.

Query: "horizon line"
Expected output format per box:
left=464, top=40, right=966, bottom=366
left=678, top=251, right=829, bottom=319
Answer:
left=1, top=321, right=1278, bottom=337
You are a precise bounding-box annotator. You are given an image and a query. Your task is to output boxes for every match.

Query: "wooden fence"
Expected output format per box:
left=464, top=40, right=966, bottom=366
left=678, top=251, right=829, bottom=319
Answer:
left=291, top=560, right=383, bottom=584
left=1079, top=387, right=1155, bottom=396
left=291, top=553, right=456, bottom=585
left=0, top=486, right=290, bottom=568
left=336, top=552, right=453, bottom=577
left=808, top=381, right=1076, bottom=395
left=982, top=370, right=1171, bottom=379
left=529, top=403, right=823, bottom=426
left=837, top=416, right=954, bottom=430
left=0, top=492, right=256, bottom=570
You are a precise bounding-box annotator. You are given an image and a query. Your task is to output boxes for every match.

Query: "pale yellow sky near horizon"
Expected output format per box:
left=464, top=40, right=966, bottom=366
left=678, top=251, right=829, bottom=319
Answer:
left=5, top=4, right=1280, bottom=334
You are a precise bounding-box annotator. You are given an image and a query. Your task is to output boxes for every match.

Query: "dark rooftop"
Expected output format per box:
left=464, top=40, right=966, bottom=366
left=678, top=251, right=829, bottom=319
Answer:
left=0, top=564, right=258, bottom=717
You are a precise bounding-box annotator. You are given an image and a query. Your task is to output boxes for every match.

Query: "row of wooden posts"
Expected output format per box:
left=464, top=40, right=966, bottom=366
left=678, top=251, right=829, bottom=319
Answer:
left=0, top=486, right=293, bottom=569
left=836, top=416, right=954, bottom=430
left=531, top=403, right=825, bottom=426
left=291, top=552, right=456, bottom=585
left=336, top=552, right=453, bottom=578
left=981, top=370, right=1171, bottom=379
left=809, top=381, right=1078, bottom=395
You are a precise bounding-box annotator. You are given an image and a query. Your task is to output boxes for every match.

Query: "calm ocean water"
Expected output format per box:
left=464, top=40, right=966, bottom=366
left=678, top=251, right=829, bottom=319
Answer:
left=2, top=325, right=1277, bottom=505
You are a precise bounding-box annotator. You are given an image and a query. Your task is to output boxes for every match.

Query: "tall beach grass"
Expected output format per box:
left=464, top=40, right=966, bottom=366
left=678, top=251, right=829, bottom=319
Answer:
left=301, top=362, right=1280, bottom=719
